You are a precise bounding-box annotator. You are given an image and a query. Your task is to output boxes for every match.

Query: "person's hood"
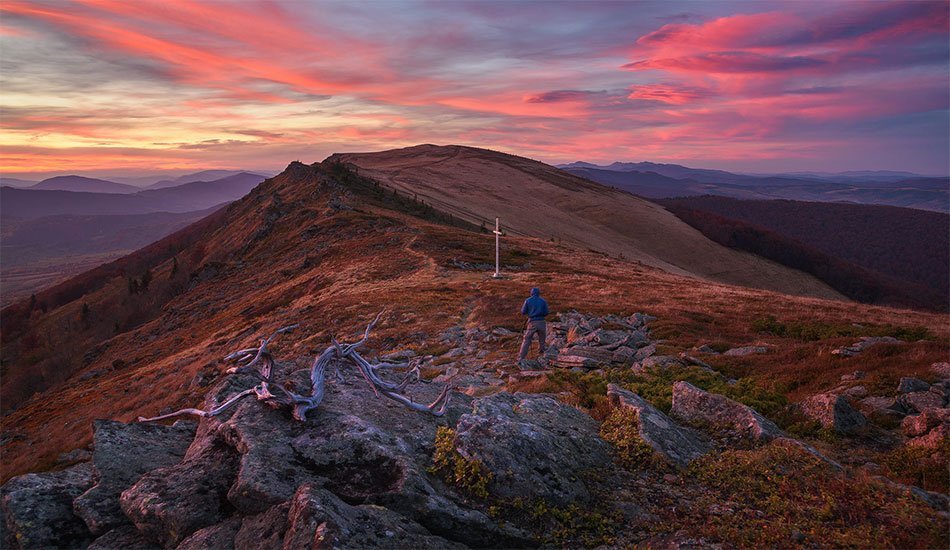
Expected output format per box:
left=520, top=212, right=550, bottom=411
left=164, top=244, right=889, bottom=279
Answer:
left=530, top=287, right=540, bottom=297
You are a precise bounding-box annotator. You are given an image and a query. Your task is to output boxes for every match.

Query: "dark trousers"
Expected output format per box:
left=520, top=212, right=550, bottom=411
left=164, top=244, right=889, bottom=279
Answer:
left=519, top=320, right=547, bottom=360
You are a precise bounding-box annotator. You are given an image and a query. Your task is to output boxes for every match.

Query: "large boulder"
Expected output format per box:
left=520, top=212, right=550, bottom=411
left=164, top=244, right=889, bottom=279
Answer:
left=282, top=484, right=463, bottom=549
left=74, top=419, right=197, bottom=535
left=671, top=381, right=783, bottom=442
left=454, top=392, right=610, bottom=507
left=119, top=439, right=240, bottom=547
left=1, top=462, right=95, bottom=549
left=607, top=385, right=710, bottom=467
left=798, top=393, right=867, bottom=434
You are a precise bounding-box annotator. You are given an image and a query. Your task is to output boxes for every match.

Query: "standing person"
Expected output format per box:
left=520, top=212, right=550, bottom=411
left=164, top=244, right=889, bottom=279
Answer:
left=518, top=287, right=549, bottom=366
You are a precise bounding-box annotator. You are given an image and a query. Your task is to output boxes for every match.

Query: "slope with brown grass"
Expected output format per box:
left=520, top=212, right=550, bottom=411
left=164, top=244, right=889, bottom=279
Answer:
left=327, top=144, right=844, bottom=299
left=2, top=157, right=947, bottom=485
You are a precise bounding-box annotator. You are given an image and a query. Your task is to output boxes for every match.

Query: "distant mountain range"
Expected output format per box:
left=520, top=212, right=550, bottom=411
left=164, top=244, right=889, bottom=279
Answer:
left=0, top=169, right=272, bottom=190
left=0, top=171, right=268, bottom=302
left=559, top=162, right=949, bottom=212
left=1, top=172, right=267, bottom=219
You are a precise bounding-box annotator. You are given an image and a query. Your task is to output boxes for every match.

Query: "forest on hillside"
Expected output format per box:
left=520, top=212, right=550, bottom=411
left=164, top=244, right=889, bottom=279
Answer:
left=657, top=196, right=948, bottom=311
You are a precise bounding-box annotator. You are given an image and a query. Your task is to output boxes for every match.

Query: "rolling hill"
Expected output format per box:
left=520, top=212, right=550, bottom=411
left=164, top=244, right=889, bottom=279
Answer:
left=327, top=145, right=842, bottom=299
left=30, top=175, right=140, bottom=194
left=143, top=170, right=260, bottom=190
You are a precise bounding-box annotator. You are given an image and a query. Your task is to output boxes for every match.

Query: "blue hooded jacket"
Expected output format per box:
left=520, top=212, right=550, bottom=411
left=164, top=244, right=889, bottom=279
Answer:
left=521, top=287, right=549, bottom=321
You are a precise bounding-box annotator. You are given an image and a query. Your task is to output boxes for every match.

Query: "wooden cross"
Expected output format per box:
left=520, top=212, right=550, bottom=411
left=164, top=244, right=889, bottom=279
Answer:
left=492, top=217, right=502, bottom=278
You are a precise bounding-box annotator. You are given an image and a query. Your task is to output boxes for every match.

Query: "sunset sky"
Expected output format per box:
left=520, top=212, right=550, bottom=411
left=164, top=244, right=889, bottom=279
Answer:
left=1, top=0, right=948, bottom=179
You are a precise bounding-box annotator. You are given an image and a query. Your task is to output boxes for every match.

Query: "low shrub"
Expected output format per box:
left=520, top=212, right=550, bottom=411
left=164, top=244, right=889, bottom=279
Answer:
left=429, top=426, right=492, bottom=498
left=680, top=444, right=947, bottom=547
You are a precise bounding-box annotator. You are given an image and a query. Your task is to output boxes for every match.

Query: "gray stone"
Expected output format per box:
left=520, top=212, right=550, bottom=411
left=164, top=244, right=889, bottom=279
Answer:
left=1, top=462, right=95, bottom=550
left=628, top=313, right=657, bottom=328
left=857, top=396, right=903, bottom=416
left=282, top=485, right=464, bottom=550
left=635, top=355, right=685, bottom=372
left=233, top=504, right=290, bottom=549
left=798, top=393, right=867, bottom=434
left=74, top=419, right=196, bottom=535
left=671, top=381, right=783, bottom=442
left=454, top=392, right=610, bottom=507
left=897, top=377, right=930, bottom=394
left=629, top=342, right=653, bottom=359
left=176, top=517, right=242, bottom=550
left=119, top=440, right=240, bottom=547
left=842, top=385, right=868, bottom=399
left=831, top=336, right=899, bottom=357
left=607, top=385, right=710, bottom=467
left=899, top=390, right=945, bottom=414
left=722, top=345, right=768, bottom=357
left=88, top=525, right=160, bottom=550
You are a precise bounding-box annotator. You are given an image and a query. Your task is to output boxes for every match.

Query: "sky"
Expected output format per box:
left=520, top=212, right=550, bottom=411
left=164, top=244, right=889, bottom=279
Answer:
left=1, top=0, right=948, bottom=179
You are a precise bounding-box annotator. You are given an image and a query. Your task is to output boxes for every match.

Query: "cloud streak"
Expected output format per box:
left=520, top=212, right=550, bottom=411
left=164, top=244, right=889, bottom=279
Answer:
left=0, top=0, right=947, bottom=176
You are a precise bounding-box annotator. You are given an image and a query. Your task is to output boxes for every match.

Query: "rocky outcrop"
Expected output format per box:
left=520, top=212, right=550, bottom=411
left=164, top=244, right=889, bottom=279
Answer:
left=607, top=385, right=710, bottom=467
left=799, top=393, right=867, bottom=434
left=671, top=381, right=783, bottom=442
left=74, top=419, right=196, bottom=535
left=547, top=311, right=656, bottom=370
left=454, top=392, right=610, bottom=507
left=2, top=462, right=95, bottom=549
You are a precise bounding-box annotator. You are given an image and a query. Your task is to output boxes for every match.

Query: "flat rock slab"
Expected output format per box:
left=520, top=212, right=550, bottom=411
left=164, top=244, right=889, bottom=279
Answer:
left=2, top=462, right=95, bottom=549
left=74, top=419, right=197, bottom=535
left=454, top=392, right=610, bottom=507
left=607, top=384, right=710, bottom=467
left=671, top=381, right=783, bottom=442
left=799, top=393, right=867, bottom=434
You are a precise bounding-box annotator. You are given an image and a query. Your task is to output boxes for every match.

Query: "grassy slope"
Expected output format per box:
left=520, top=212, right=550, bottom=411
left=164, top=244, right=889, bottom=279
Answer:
left=327, top=145, right=844, bottom=300
left=1, top=164, right=945, bottom=480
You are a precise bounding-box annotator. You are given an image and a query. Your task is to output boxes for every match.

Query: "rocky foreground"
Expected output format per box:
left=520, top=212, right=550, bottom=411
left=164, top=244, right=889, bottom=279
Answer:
left=3, top=312, right=948, bottom=548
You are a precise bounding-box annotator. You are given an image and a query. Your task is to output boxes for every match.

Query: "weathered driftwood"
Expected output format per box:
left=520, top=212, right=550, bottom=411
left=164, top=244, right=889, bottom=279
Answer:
left=138, top=313, right=450, bottom=423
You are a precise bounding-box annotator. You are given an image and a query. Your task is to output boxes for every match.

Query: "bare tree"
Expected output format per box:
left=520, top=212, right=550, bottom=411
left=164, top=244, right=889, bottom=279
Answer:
left=138, top=313, right=451, bottom=423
